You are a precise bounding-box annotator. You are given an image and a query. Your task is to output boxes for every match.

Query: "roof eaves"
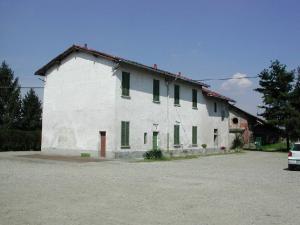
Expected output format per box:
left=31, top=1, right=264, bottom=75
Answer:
left=34, top=45, right=209, bottom=88
left=202, top=88, right=235, bottom=103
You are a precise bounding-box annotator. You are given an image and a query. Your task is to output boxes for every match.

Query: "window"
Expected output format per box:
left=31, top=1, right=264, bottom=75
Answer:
left=144, top=132, right=147, bottom=144
left=122, top=72, right=130, bottom=97
left=153, top=79, right=160, bottom=102
left=174, top=85, right=180, bottom=105
left=192, top=126, right=197, bottom=145
left=214, top=102, right=217, bottom=113
left=214, top=129, right=218, bottom=146
left=221, top=110, right=225, bottom=121
left=232, top=117, right=239, bottom=124
left=192, top=89, right=197, bottom=108
left=174, top=125, right=180, bottom=145
left=121, top=121, right=130, bottom=147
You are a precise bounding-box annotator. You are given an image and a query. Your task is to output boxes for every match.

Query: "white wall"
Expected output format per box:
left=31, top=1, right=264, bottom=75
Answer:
left=114, top=65, right=229, bottom=152
left=42, top=52, right=117, bottom=157
left=42, top=53, right=230, bottom=157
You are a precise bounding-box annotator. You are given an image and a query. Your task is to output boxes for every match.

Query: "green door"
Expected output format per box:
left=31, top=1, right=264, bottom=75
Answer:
left=153, top=132, right=158, bottom=150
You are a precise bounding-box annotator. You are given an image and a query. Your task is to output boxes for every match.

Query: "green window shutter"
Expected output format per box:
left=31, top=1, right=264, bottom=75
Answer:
left=121, top=121, right=126, bottom=146
left=174, top=125, right=180, bottom=145
left=126, top=122, right=130, bottom=146
left=153, top=79, right=160, bottom=102
left=144, top=132, right=147, bottom=144
left=192, top=89, right=197, bottom=108
left=122, top=72, right=130, bottom=96
left=174, top=85, right=180, bottom=105
left=192, top=126, right=197, bottom=145
left=121, top=121, right=130, bottom=147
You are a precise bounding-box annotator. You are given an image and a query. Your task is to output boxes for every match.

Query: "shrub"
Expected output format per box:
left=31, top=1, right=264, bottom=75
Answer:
left=0, top=129, right=41, bottom=151
left=231, top=134, right=244, bottom=149
left=81, top=153, right=91, bottom=157
left=143, top=149, right=163, bottom=160
left=201, top=144, right=207, bottom=149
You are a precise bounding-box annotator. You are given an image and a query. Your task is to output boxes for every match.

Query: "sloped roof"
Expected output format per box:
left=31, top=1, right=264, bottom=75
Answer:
left=35, top=45, right=209, bottom=88
left=202, top=88, right=235, bottom=103
left=229, top=104, right=265, bottom=123
left=35, top=45, right=235, bottom=102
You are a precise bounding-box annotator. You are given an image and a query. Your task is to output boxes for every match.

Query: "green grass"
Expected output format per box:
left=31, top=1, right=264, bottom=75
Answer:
left=260, top=142, right=287, bottom=152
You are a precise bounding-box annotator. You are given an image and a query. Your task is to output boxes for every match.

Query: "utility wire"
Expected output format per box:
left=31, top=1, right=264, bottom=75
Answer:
left=196, top=75, right=259, bottom=82
left=0, top=86, right=44, bottom=89
left=0, top=75, right=259, bottom=89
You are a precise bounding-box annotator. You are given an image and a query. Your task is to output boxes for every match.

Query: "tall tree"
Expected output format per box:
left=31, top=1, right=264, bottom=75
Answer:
left=0, top=61, right=22, bottom=129
left=289, top=67, right=300, bottom=141
left=255, top=60, right=295, bottom=150
left=21, top=88, right=42, bottom=130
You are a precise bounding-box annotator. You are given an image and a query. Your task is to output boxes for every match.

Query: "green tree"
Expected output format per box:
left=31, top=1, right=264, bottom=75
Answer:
left=0, top=61, right=22, bottom=129
left=255, top=60, right=295, bottom=150
left=21, top=88, right=42, bottom=130
left=289, top=68, right=300, bottom=140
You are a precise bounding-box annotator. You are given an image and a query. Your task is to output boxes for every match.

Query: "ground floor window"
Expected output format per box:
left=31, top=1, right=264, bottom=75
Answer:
left=192, top=126, right=197, bottom=145
left=174, top=125, right=180, bottom=145
left=121, top=121, right=130, bottom=148
left=144, top=132, right=147, bottom=144
left=214, top=128, right=218, bottom=147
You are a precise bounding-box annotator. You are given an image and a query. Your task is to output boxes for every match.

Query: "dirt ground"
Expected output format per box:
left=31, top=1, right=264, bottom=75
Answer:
left=0, top=151, right=299, bottom=225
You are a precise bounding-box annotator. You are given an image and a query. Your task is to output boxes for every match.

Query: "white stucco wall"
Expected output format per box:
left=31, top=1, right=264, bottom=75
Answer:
left=114, top=65, right=229, bottom=152
left=41, top=53, right=230, bottom=157
left=42, top=52, right=117, bottom=157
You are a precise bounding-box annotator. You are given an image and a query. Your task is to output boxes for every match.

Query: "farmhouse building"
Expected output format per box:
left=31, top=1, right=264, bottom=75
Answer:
left=35, top=45, right=235, bottom=158
left=228, top=104, right=280, bottom=147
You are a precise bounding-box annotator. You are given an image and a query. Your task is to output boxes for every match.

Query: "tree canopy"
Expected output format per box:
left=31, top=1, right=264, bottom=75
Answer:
left=21, top=88, right=42, bottom=130
left=0, top=61, right=42, bottom=130
left=255, top=60, right=300, bottom=149
left=0, top=61, right=22, bottom=129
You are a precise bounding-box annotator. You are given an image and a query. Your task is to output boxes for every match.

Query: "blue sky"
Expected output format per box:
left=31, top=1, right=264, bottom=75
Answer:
left=1, top=0, right=299, bottom=115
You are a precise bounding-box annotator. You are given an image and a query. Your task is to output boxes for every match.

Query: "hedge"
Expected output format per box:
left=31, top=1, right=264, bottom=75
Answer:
left=0, top=129, right=41, bottom=151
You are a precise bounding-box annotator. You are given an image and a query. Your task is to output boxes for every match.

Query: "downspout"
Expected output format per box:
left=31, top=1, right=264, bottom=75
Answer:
left=166, top=80, right=170, bottom=151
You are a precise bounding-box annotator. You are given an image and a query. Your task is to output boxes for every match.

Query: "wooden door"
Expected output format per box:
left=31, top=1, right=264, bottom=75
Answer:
left=152, top=132, right=158, bottom=150
left=100, top=131, right=106, bottom=158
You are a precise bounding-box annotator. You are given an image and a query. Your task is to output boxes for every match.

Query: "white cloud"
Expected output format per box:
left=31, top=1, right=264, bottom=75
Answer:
left=221, top=73, right=252, bottom=91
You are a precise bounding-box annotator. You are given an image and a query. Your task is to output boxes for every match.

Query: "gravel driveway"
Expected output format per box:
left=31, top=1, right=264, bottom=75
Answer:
left=0, top=151, right=299, bottom=225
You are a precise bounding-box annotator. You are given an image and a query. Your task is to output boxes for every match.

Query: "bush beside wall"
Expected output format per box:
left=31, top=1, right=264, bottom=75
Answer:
left=0, top=129, right=41, bottom=151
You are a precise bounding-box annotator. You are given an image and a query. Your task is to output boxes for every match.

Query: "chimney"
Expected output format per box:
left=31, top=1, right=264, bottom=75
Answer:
left=153, top=64, right=157, bottom=69
left=84, top=43, right=88, bottom=49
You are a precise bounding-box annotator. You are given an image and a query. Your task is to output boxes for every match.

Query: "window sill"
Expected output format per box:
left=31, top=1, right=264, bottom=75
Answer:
left=153, top=100, right=160, bottom=104
left=121, top=146, right=131, bottom=149
left=192, top=144, right=198, bottom=147
left=121, top=95, right=131, bottom=99
left=192, top=107, right=198, bottom=110
left=173, top=144, right=181, bottom=148
left=174, top=104, right=181, bottom=107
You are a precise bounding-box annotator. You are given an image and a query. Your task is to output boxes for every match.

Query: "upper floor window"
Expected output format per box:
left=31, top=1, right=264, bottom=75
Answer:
left=153, top=79, right=160, bottom=102
left=174, top=85, right=180, bottom=105
left=192, top=89, right=197, bottom=108
left=214, top=102, right=217, bottom=113
left=122, top=71, right=130, bottom=97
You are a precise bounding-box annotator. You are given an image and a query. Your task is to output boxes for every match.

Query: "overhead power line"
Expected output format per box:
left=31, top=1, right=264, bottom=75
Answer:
left=0, top=75, right=259, bottom=89
left=197, top=75, right=259, bottom=82
left=0, top=86, right=44, bottom=89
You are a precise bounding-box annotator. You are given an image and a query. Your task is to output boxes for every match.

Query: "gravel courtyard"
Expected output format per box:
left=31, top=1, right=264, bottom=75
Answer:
left=0, top=151, right=299, bottom=225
